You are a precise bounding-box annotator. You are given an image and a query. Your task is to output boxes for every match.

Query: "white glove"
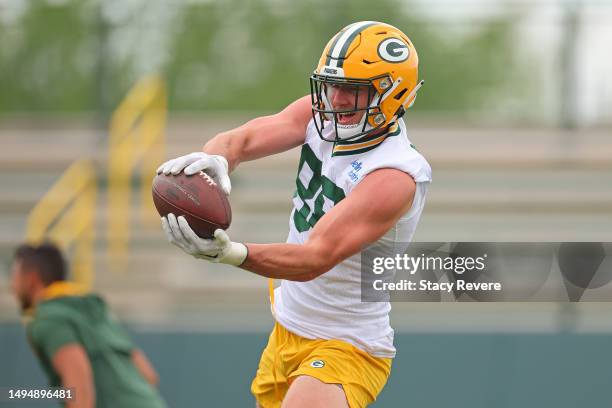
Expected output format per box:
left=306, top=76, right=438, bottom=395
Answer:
left=156, top=152, right=231, bottom=195
left=161, top=213, right=247, bottom=266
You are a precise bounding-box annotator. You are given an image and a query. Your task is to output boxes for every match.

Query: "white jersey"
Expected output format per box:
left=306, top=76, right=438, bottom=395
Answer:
left=273, top=118, right=432, bottom=358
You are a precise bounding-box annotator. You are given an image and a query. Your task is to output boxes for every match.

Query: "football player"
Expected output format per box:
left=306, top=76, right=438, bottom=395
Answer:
left=158, top=21, right=431, bottom=408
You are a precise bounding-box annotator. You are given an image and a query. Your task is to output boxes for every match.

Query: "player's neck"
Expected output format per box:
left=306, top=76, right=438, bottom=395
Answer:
left=370, top=125, right=392, bottom=139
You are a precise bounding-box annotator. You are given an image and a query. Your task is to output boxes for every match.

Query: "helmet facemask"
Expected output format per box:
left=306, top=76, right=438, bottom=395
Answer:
left=310, top=74, right=391, bottom=142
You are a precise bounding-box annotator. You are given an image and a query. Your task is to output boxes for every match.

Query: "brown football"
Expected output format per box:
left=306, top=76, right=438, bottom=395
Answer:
left=152, top=172, right=232, bottom=238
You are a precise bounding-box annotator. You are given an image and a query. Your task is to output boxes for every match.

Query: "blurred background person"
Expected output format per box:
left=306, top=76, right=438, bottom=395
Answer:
left=10, top=243, right=166, bottom=408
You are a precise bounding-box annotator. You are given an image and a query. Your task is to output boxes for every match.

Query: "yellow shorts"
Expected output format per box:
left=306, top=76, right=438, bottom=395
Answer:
left=251, top=322, right=392, bottom=408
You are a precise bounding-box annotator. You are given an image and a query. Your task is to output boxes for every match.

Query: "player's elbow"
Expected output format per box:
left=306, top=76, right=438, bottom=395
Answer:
left=294, top=267, right=326, bottom=282
left=297, top=243, right=343, bottom=281
left=294, top=268, right=326, bottom=282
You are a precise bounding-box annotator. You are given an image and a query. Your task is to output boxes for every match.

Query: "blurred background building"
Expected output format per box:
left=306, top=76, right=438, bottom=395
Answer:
left=1, top=0, right=611, bottom=406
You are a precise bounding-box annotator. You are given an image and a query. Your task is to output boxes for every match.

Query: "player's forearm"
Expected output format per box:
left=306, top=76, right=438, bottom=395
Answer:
left=241, top=242, right=338, bottom=282
left=202, top=126, right=248, bottom=172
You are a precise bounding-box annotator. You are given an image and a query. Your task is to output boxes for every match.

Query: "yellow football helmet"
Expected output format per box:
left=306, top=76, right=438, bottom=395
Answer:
left=310, top=21, right=423, bottom=141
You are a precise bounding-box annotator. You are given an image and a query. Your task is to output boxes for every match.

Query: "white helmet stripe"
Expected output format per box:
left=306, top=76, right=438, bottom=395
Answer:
left=328, top=21, right=378, bottom=68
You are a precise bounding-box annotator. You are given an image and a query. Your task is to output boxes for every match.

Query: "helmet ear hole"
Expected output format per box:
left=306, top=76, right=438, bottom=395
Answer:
left=394, top=88, right=408, bottom=100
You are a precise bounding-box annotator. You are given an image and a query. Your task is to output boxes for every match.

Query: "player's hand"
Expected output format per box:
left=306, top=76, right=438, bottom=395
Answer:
left=161, top=214, right=247, bottom=266
left=156, top=152, right=231, bottom=195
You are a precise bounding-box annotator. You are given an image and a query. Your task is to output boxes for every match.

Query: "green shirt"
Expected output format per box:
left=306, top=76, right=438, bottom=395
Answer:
left=27, top=294, right=166, bottom=408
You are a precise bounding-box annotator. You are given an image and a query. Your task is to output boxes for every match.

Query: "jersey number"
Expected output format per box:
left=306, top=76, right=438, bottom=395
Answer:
left=293, top=144, right=345, bottom=232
